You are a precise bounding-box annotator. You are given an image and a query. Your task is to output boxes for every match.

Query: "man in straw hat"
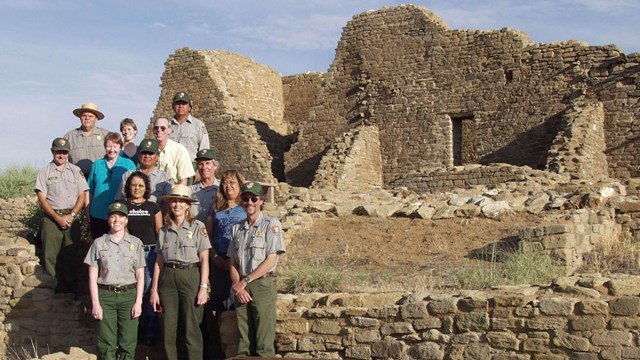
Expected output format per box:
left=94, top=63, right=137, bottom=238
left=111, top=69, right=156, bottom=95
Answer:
left=34, top=137, right=89, bottom=293
left=228, top=182, right=285, bottom=357
left=63, top=101, right=110, bottom=177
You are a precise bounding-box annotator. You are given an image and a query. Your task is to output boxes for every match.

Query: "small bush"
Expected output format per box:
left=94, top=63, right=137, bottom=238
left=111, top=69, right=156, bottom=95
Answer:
left=581, top=232, right=640, bottom=275
left=457, top=243, right=565, bottom=289
left=279, top=260, right=346, bottom=293
left=0, top=165, right=38, bottom=199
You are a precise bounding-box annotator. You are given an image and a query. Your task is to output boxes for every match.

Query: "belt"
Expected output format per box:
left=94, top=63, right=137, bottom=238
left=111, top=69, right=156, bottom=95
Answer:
left=165, top=262, right=199, bottom=270
left=98, top=283, right=136, bottom=293
left=142, top=244, right=156, bottom=250
left=54, top=209, right=73, bottom=216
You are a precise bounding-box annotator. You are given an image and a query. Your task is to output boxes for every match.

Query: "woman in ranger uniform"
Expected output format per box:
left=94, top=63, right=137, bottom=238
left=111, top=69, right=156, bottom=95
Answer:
left=84, top=202, right=145, bottom=360
left=150, top=184, right=210, bottom=360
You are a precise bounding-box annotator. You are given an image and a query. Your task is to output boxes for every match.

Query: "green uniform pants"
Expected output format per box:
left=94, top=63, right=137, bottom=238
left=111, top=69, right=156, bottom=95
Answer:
left=96, top=288, right=138, bottom=360
left=159, top=267, right=204, bottom=360
left=41, top=215, right=81, bottom=293
left=235, top=278, right=277, bottom=357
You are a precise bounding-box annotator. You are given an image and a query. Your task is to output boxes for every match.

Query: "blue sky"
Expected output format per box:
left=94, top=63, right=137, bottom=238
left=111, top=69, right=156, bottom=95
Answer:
left=1, top=0, right=639, bottom=169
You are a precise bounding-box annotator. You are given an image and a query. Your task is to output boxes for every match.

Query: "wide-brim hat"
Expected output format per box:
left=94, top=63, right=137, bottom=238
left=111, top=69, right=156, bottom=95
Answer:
left=72, top=102, right=104, bottom=120
left=161, top=184, right=198, bottom=203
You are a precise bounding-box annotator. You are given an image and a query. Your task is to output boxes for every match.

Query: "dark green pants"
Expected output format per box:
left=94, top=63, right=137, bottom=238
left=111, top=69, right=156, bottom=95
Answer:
left=41, top=216, right=81, bottom=292
left=96, top=288, right=138, bottom=360
left=159, top=267, right=203, bottom=360
left=235, top=278, right=277, bottom=357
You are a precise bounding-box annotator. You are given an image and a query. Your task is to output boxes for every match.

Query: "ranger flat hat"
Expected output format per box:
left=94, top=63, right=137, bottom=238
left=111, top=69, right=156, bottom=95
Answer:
left=161, top=184, right=198, bottom=203
left=72, top=102, right=105, bottom=120
left=108, top=202, right=128, bottom=216
left=195, top=149, right=217, bottom=161
left=51, top=137, right=70, bottom=152
left=241, top=182, right=264, bottom=196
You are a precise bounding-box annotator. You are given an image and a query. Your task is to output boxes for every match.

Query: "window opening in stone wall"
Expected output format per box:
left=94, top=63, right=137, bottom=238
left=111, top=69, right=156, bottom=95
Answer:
left=451, top=115, right=474, bottom=166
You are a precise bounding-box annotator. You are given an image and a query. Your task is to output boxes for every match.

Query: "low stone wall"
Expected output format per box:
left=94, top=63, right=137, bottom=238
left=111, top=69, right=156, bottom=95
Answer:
left=275, top=275, right=640, bottom=359
left=389, top=164, right=570, bottom=194
left=0, top=196, right=36, bottom=237
left=519, top=209, right=620, bottom=270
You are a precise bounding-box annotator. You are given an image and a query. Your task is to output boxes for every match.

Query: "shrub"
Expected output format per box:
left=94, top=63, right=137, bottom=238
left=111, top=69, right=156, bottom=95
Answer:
left=0, top=165, right=38, bottom=199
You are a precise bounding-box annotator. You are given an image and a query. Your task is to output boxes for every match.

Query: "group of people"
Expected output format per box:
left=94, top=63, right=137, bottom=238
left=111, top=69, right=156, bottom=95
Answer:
left=34, top=93, right=285, bottom=360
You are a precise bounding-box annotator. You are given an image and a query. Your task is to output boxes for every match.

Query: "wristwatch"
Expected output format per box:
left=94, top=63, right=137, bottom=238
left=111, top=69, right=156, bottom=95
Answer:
left=71, top=212, right=77, bottom=219
left=244, top=276, right=251, bottom=284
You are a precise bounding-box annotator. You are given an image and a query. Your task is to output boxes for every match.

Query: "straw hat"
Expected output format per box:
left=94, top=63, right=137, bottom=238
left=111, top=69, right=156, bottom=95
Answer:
left=72, top=102, right=105, bottom=120
left=161, top=184, right=197, bottom=203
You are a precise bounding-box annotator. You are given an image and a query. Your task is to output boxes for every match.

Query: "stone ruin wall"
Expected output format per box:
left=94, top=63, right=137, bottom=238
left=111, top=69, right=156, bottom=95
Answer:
left=283, top=5, right=640, bottom=189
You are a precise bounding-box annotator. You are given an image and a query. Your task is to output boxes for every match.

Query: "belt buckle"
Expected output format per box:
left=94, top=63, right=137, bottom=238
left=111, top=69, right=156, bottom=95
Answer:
left=113, top=286, right=123, bottom=293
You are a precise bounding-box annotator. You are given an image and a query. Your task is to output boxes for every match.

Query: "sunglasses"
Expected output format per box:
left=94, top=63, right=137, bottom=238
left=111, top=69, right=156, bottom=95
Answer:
left=241, top=194, right=260, bottom=203
left=153, top=125, right=168, bottom=132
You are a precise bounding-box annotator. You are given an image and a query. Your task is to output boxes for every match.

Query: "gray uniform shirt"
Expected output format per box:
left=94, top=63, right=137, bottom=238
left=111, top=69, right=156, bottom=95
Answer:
left=34, top=161, right=89, bottom=210
left=63, top=126, right=110, bottom=176
left=84, top=232, right=146, bottom=285
left=228, top=213, right=285, bottom=277
left=156, top=219, right=211, bottom=264
left=115, top=167, right=173, bottom=204
left=189, top=180, right=219, bottom=223
left=170, top=114, right=210, bottom=161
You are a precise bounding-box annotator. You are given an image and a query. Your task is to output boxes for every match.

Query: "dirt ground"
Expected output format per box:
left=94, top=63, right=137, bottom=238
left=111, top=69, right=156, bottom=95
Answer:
left=285, top=213, right=550, bottom=292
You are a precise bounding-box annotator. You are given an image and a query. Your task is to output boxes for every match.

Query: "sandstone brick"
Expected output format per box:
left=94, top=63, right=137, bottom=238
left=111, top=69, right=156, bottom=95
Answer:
left=298, top=336, right=326, bottom=351
left=371, top=339, right=406, bottom=359
left=570, top=316, right=607, bottom=331
left=553, top=333, right=590, bottom=352
left=354, top=329, right=380, bottom=343
left=590, top=330, right=633, bottom=346
left=400, top=303, right=429, bottom=318
left=348, top=316, right=379, bottom=328
left=609, top=296, right=640, bottom=316
left=427, top=298, right=457, bottom=314
left=413, top=317, right=442, bottom=330
left=539, top=297, right=576, bottom=316
left=345, top=346, right=372, bottom=359
left=380, top=322, right=414, bottom=336
left=486, top=332, right=519, bottom=350
left=313, top=320, right=341, bottom=335
left=455, top=312, right=490, bottom=331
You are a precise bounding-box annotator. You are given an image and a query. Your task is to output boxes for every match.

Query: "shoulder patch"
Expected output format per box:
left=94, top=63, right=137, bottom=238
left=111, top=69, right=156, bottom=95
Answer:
left=271, top=225, right=280, bottom=236
left=200, top=227, right=208, bottom=236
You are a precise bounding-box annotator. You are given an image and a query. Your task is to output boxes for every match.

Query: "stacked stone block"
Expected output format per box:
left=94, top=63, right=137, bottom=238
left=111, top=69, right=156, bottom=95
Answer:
left=546, top=99, right=609, bottom=181
left=282, top=4, right=640, bottom=188
left=312, top=125, right=383, bottom=191
left=0, top=196, right=35, bottom=237
left=518, top=208, right=620, bottom=271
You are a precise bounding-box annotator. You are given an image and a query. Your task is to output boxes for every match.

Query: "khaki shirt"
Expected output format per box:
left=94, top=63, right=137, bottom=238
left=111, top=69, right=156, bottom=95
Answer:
left=189, top=180, right=219, bottom=223
left=228, top=213, right=285, bottom=277
left=34, top=161, right=88, bottom=210
left=157, top=219, right=211, bottom=263
left=63, top=126, right=110, bottom=176
left=170, top=115, right=210, bottom=161
left=84, top=232, right=146, bottom=285
left=157, top=139, right=195, bottom=183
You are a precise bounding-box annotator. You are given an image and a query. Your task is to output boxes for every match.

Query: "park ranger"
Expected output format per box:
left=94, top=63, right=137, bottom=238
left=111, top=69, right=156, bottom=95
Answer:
left=228, top=182, right=285, bottom=357
left=63, top=102, right=110, bottom=177
left=34, top=137, right=88, bottom=293
left=189, top=149, right=219, bottom=223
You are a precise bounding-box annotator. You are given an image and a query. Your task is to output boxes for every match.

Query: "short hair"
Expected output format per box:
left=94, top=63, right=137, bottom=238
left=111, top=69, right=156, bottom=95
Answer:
left=124, top=171, right=151, bottom=200
left=154, top=117, right=170, bottom=126
left=104, top=132, right=124, bottom=148
left=120, top=118, right=137, bottom=132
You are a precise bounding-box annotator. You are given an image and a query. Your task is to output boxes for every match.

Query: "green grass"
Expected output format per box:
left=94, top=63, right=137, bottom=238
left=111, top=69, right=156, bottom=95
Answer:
left=0, top=165, right=38, bottom=199
left=456, top=243, right=566, bottom=289
left=278, top=259, right=347, bottom=293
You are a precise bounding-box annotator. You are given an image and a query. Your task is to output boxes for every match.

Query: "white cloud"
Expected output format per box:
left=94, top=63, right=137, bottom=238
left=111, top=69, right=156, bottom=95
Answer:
left=187, top=22, right=211, bottom=34
left=149, top=21, right=168, bottom=29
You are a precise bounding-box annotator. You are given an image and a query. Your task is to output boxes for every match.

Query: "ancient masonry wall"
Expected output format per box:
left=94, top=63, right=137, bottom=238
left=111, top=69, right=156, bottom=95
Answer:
left=282, top=73, right=324, bottom=133
left=150, top=48, right=288, bottom=164
left=388, top=164, right=569, bottom=194
left=312, top=125, right=382, bottom=192
left=283, top=4, right=640, bottom=187
left=546, top=100, right=609, bottom=181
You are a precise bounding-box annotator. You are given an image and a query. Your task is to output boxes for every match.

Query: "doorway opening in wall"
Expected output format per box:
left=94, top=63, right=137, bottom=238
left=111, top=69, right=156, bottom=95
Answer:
left=451, top=114, right=474, bottom=166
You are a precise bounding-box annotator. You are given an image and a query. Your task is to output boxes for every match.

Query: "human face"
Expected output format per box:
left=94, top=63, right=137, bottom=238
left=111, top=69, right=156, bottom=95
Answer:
left=80, top=111, right=97, bottom=131
left=104, top=140, right=121, bottom=161
left=139, top=151, right=157, bottom=169
left=170, top=199, right=189, bottom=218
left=153, top=118, right=172, bottom=143
left=129, top=176, right=146, bottom=201
left=197, top=159, right=217, bottom=181
left=242, top=192, right=263, bottom=217
left=52, top=150, right=68, bottom=166
left=222, top=176, right=240, bottom=201
left=121, top=125, right=137, bottom=143
left=108, top=213, right=128, bottom=233
left=173, top=101, right=191, bottom=117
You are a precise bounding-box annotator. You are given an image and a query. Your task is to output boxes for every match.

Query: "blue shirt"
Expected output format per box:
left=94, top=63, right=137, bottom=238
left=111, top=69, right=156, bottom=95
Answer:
left=119, top=149, right=139, bottom=167
left=88, top=156, right=136, bottom=220
left=211, top=205, right=246, bottom=257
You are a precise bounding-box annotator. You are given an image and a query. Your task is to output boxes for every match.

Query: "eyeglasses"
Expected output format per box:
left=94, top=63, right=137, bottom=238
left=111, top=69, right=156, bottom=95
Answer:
left=223, top=181, right=238, bottom=188
left=241, top=194, right=260, bottom=203
left=153, top=126, right=168, bottom=132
